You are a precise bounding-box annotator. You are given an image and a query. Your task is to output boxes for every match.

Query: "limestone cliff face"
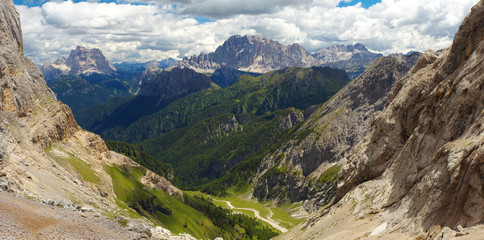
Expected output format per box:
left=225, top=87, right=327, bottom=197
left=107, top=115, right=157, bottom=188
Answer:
left=336, top=0, right=484, bottom=232
left=252, top=53, right=421, bottom=211
left=280, top=1, right=483, bottom=239
left=0, top=0, right=180, bottom=227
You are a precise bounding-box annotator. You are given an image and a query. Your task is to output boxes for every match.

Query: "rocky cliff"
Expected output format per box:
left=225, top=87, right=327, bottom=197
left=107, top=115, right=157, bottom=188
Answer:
left=40, top=46, right=116, bottom=82
left=253, top=52, right=421, bottom=211
left=279, top=1, right=483, bottom=239
left=0, top=1, right=195, bottom=239
left=172, top=35, right=319, bottom=73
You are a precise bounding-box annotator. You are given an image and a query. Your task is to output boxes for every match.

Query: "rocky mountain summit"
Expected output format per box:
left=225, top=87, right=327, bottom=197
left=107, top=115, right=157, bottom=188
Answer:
left=279, top=0, right=483, bottom=239
left=253, top=52, right=422, bottom=211
left=40, top=46, right=116, bottom=82
left=172, top=35, right=381, bottom=76
left=173, top=35, right=318, bottom=73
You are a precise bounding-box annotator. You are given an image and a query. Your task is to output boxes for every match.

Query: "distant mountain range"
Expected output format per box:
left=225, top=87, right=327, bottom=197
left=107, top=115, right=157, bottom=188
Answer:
left=113, top=58, right=178, bottom=73
left=40, top=39, right=381, bottom=115
left=38, top=47, right=179, bottom=113
left=172, top=35, right=382, bottom=77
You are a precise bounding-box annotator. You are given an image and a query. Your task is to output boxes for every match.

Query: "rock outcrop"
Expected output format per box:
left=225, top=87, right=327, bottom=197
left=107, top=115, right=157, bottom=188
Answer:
left=279, top=1, right=483, bottom=239
left=172, top=35, right=319, bottom=73
left=40, top=46, right=116, bottom=82
left=253, top=53, right=421, bottom=211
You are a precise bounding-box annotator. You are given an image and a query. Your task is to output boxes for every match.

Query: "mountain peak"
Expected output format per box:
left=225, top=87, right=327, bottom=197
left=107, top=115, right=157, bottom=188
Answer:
left=40, top=46, right=116, bottom=82
left=353, top=43, right=367, bottom=51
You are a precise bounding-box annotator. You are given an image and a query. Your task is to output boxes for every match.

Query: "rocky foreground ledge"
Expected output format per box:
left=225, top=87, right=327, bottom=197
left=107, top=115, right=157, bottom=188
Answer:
left=0, top=188, right=197, bottom=240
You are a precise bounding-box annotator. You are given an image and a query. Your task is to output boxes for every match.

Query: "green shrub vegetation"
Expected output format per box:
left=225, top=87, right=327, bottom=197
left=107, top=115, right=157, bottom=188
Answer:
left=318, top=164, right=341, bottom=184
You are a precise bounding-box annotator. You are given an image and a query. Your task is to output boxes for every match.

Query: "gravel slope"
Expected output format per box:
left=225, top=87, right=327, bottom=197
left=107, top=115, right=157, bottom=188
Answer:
left=0, top=191, right=132, bottom=240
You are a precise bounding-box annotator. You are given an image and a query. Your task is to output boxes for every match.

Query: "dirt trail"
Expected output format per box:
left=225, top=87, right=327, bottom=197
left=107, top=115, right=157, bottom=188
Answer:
left=213, top=199, right=288, bottom=233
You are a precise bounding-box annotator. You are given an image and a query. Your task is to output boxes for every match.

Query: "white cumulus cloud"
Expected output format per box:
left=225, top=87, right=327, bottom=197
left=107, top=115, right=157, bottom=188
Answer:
left=16, top=0, right=478, bottom=64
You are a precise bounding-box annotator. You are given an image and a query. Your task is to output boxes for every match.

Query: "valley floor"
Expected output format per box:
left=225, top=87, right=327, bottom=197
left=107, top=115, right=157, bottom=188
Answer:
left=212, top=199, right=288, bottom=233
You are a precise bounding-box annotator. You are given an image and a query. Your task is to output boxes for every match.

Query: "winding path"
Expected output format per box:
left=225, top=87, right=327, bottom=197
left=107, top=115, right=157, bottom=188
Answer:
left=212, top=199, right=288, bottom=233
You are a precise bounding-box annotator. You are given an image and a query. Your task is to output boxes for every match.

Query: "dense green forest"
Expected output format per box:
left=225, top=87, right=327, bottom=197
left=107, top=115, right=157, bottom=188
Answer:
left=77, top=66, right=350, bottom=192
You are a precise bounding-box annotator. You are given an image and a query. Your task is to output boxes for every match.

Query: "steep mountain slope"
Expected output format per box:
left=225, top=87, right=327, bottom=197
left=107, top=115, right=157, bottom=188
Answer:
left=172, top=35, right=319, bottom=73
left=40, top=46, right=116, bottom=82
left=280, top=1, right=483, bottom=239
left=251, top=52, right=421, bottom=211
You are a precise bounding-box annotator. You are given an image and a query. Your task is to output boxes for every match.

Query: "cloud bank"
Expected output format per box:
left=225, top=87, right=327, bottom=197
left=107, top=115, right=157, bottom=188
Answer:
left=17, top=0, right=477, bottom=64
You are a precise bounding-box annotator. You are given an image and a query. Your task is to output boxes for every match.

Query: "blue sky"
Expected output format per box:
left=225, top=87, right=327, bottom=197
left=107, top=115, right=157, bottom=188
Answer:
left=14, top=0, right=382, bottom=8
left=338, top=0, right=381, bottom=8
left=14, top=0, right=477, bottom=64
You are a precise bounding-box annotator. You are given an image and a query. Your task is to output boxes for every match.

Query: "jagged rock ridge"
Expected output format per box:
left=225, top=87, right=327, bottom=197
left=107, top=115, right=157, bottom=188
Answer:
left=279, top=1, right=483, bottom=239
left=173, top=35, right=318, bottom=73
left=173, top=35, right=382, bottom=76
left=40, top=46, right=116, bottom=82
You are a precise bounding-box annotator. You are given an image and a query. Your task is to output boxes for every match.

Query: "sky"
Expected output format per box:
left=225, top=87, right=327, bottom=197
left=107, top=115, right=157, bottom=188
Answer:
left=14, top=0, right=478, bottom=64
